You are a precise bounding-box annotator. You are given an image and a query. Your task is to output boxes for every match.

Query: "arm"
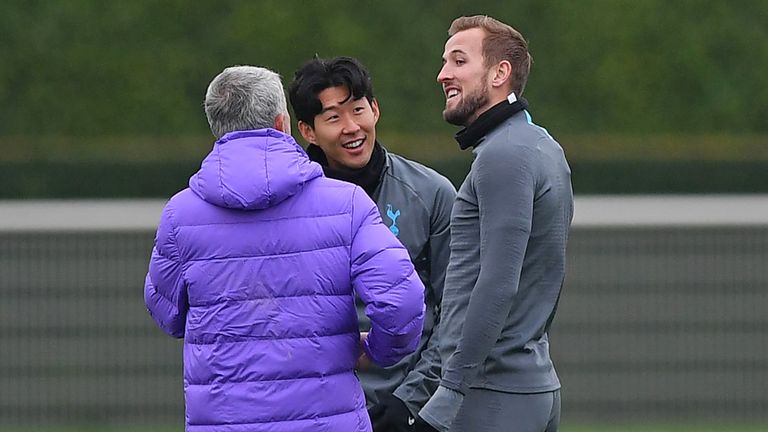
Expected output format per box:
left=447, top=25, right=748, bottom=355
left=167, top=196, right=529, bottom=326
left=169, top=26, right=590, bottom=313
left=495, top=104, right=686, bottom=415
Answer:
left=143, top=203, right=188, bottom=338
left=441, top=145, right=536, bottom=393
left=350, top=188, right=426, bottom=367
left=393, top=177, right=456, bottom=414
left=419, top=145, right=537, bottom=431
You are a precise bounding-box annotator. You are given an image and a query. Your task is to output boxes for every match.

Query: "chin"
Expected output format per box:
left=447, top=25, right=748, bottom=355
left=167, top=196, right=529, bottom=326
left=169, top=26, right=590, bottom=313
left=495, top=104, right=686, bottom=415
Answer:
left=343, top=161, right=365, bottom=170
left=352, top=153, right=373, bottom=169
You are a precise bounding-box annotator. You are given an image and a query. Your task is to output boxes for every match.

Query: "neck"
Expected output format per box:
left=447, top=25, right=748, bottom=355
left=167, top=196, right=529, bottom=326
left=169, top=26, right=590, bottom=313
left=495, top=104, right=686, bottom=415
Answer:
left=306, top=142, right=387, bottom=196
left=454, top=95, right=528, bottom=150
left=464, top=90, right=514, bottom=128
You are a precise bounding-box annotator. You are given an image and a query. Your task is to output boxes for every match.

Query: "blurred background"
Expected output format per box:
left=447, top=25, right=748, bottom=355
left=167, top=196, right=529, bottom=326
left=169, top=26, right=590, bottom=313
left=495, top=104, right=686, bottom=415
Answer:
left=1, top=0, right=767, bottom=431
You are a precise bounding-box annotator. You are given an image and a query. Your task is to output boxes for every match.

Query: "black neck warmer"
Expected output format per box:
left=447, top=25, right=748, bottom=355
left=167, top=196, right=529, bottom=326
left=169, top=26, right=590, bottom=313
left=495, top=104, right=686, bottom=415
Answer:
left=455, top=98, right=528, bottom=150
left=306, top=141, right=386, bottom=197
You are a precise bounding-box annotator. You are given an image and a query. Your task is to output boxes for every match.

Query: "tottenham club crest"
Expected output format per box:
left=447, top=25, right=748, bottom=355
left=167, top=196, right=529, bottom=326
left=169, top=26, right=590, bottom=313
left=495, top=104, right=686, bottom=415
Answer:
left=386, top=204, right=401, bottom=237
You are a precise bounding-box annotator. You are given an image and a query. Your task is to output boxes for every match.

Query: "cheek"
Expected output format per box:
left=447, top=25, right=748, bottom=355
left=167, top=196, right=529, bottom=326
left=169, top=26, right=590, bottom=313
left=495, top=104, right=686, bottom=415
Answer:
left=463, top=67, right=486, bottom=85
left=362, top=114, right=378, bottom=131
left=316, top=126, right=340, bottom=143
left=363, top=120, right=376, bottom=133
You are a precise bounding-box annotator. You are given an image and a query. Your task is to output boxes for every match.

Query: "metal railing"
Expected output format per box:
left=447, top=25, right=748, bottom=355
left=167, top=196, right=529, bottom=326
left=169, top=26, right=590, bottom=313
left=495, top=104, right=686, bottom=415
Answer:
left=1, top=196, right=767, bottom=425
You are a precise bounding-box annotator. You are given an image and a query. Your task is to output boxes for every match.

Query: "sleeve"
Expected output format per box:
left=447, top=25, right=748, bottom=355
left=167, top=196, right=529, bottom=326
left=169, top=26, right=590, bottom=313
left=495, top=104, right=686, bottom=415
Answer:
left=419, top=385, right=464, bottom=432
left=393, top=177, right=456, bottom=414
left=350, top=187, right=426, bottom=367
left=440, top=144, right=537, bottom=394
left=143, top=203, right=188, bottom=338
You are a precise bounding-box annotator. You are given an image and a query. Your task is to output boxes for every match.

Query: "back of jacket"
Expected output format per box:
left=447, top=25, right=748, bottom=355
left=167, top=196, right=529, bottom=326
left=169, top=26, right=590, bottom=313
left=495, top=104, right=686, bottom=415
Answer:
left=144, top=130, right=425, bottom=432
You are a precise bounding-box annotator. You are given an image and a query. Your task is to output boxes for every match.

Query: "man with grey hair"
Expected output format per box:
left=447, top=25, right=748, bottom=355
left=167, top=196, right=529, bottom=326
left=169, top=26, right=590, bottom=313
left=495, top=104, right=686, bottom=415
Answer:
left=144, top=65, right=426, bottom=431
left=204, top=65, right=291, bottom=138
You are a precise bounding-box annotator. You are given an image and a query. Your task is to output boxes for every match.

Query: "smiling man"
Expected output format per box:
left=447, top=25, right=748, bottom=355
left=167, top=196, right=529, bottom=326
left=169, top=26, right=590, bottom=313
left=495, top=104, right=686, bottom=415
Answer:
left=288, top=56, right=457, bottom=432
left=417, top=15, right=574, bottom=432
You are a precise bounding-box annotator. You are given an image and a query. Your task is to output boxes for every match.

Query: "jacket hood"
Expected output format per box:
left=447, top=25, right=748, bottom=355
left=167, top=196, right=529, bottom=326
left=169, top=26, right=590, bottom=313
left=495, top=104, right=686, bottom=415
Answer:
left=189, top=129, right=323, bottom=210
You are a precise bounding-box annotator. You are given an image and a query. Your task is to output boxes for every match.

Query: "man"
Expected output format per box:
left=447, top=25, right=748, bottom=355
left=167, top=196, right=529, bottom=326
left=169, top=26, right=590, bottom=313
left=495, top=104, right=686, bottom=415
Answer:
left=144, top=65, right=425, bottom=432
left=418, top=16, right=574, bottom=432
left=288, top=56, right=456, bottom=432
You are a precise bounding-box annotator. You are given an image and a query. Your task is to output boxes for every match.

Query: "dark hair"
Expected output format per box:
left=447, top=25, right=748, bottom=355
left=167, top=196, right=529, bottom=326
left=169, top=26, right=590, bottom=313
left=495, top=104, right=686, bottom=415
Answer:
left=288, top=56, right=375, bottom=127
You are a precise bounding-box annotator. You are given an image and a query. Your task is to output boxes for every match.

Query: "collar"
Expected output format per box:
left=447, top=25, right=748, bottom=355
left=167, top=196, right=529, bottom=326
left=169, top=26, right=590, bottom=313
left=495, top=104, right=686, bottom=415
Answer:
left=455, top=94, right=529, bottom=150
left=306, top=141, right=387, bottom=197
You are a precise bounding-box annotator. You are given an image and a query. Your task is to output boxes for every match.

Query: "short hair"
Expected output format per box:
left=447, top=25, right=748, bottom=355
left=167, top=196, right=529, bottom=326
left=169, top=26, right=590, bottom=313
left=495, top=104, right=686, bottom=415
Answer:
left=288, top=56, right=374, bottom=127
left=204, top=65, right=288, bottom=139
left=448, top=15, right=532, bottom=96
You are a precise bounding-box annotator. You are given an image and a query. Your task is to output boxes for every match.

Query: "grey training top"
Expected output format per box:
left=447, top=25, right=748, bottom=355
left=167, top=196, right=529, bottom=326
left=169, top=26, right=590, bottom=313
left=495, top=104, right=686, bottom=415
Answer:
left=421, top=106, right=573, bottom=429
left=357, top=149, right=457, bottom=416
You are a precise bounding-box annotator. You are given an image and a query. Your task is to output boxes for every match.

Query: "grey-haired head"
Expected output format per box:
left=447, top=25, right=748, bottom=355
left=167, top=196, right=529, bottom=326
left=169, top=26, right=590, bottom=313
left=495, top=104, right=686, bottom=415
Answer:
left=204, top=66, right=290, bottom=139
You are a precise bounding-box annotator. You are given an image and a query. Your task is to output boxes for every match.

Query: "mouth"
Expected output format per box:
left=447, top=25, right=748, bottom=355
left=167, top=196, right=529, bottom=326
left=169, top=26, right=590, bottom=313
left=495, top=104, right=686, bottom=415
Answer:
left=445, top=87, right=460, bottom=100
left=342, top=138, right=365, bottom=150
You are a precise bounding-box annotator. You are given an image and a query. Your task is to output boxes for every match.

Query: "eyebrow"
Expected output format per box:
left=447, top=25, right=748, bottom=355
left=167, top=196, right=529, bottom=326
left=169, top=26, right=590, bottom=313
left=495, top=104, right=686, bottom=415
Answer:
left=319, top=94, right=358, bottom=114
left=442, top=48, right=468, bottom=61
left=319, top=104, right=341, bottom=115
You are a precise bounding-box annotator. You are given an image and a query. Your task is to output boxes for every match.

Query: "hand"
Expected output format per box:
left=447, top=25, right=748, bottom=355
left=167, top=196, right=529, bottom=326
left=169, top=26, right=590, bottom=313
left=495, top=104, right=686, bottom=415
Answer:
left=368, top=393, right=414, bottom=432
left=357, top=332, right=372, bottom=370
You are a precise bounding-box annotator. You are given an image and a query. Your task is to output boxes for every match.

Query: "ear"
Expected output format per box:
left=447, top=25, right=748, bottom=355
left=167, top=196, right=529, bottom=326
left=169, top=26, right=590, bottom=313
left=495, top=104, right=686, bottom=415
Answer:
left=297, top=120, right=316, bottom=144
left=370, top=98, right=381, bottom=123
left=274, top=112, right=291, bottom=135
left=490, top=60, right=513, bottom=90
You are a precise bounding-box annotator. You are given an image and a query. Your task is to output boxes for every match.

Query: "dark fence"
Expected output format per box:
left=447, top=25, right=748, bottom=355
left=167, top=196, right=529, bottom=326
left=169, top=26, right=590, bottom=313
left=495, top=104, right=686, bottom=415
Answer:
left=553, top=227, right=768, bottom=423
left=0, top=231, right=182, bottom=425
left=1, top=198, right=767, bottom=427
left=5, top=160, right=768, bottom=198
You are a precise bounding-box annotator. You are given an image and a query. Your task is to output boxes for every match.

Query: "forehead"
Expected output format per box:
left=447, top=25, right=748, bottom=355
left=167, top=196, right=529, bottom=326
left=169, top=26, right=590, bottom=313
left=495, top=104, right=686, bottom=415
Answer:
left=317, top=85, right=351, bottom=107
left=443, top=27, right=486, bottom=57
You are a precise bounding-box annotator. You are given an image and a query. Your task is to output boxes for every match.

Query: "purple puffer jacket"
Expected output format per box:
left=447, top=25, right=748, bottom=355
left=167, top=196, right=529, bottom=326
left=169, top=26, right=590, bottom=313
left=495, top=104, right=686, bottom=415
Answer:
left=144, top=129, right=425, bottom=432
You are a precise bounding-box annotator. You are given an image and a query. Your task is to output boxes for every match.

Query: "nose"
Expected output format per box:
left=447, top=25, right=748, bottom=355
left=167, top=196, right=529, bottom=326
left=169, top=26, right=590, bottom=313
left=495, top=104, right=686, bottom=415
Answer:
left=340, top=114, right=360, bottom=134
left=437, top=63, right=451, bottom=84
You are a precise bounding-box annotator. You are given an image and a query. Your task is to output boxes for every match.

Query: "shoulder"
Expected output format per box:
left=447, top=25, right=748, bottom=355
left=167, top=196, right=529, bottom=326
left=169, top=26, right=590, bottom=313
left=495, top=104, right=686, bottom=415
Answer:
left=478, top=114, right=557, bottom=166
left=296, top=176, right=367, bottom=215
left=306, top=175, right=359, bottom=194
left=385, top=152, right=456, bottom=197
left=163, top=188, right=205, bottom=224
left=472, top=119, right=559, bottom=190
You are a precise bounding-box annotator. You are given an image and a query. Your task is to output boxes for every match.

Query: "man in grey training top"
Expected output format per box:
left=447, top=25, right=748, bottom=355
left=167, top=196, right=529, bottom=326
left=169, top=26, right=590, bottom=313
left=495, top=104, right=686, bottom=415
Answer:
left=417, top=15, right=574, bottom=432
left=288, top=56, right=456, bottom=432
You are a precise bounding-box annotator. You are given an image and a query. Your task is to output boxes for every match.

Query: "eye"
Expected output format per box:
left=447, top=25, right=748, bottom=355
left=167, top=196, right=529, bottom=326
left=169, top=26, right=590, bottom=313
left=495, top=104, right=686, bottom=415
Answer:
left=325, top=114, right=339, bottom=122
left=353, top=106, right=366, bottom=114
left=455, top=58, right=466, bottom=66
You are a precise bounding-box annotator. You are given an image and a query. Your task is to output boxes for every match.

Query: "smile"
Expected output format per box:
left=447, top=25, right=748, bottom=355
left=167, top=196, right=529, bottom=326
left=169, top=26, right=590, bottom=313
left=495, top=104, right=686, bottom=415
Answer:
left=343, top=139, right=364, bottom=149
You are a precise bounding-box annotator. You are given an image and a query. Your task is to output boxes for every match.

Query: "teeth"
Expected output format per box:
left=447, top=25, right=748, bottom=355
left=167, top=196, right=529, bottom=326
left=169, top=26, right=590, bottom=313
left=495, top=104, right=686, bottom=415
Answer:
left=447, top=89, right=459, bottom=98
left=343, top=139, right=363, bottom=149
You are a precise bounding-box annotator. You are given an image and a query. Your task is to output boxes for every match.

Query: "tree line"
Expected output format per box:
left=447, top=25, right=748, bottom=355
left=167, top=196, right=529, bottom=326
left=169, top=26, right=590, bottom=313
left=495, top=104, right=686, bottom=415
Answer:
left=1, top=0, right=766, bottom=140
